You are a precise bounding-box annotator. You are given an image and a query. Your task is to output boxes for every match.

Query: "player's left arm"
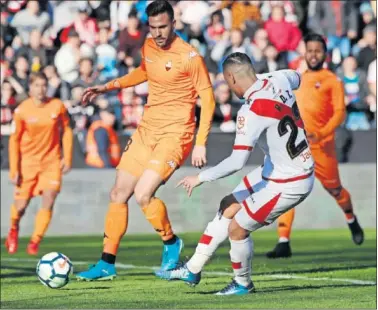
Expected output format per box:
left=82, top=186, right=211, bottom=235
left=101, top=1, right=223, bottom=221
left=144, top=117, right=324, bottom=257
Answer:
left=60, top=102, right=73, bottom=173
left=186, top=51, right=216, bottom=167
left=317, top=77, right=346, bottom=139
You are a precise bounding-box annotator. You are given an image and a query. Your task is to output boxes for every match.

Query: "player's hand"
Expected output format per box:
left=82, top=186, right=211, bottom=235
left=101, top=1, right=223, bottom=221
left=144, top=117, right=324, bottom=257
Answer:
left=60, top=160, right=71, bottom=175
left=176, top=175, right=202, bottom=197
left=82, top=85, right=107, bottom=105
left=10, top=172, right=21, bottom=186
left=192, top=145, right=207, bottom=169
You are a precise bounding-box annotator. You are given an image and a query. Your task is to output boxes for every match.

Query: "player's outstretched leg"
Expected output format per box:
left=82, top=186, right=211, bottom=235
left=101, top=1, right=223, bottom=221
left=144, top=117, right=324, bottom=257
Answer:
left=215, top=219, right=255, bottom=296
left=5, top=202, right=28, bottom=254
left=157, top=195, right=241, bottom=283
left=76, top=170, right=136, bottom=281
left=266, top=208, right=294, bottom=259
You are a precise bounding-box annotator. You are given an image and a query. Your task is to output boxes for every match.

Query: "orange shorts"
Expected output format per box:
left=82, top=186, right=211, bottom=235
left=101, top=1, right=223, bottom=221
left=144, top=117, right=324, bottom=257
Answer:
left=311, top=139, right=341, bottom=189
left=117, top=126, right=194, bottom=181
left=14, top=161, right=62, bottom=200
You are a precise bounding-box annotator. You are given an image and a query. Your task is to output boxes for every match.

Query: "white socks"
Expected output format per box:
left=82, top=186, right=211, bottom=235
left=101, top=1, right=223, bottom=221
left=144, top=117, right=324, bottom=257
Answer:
left=187, top=215, right=231, bottom=274
left=229, top=237, right=253, bottom=287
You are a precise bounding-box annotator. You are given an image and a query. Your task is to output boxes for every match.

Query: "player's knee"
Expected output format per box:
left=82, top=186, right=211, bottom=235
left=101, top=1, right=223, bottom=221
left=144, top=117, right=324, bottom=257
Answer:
left=219, top=194, right=240, bottom=219
left=42, top=191, right=58, bottom=210
left=228, top=219, right=249, bottom=240
left=110, top=186, right=131, bottom=203
left=134, top=189, right=152, bottom=207
left=324, top=186, right=342, bottom=198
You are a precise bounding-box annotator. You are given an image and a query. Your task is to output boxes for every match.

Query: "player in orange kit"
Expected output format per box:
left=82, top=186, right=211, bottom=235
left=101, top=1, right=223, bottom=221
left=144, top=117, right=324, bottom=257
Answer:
left=76, top=0, right=215, bottom=281
left=5, top=72, right=73, bottom=255
left=266, top=34, right=364, bottom=258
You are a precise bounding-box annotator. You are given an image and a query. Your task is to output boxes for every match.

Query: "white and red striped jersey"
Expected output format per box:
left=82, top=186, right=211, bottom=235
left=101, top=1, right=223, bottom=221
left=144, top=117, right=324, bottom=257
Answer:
left=199, top=70, right=314, bottom=183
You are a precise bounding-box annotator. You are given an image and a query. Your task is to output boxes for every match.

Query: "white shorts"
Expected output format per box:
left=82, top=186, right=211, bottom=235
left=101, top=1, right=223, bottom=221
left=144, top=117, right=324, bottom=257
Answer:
left=232, top=166, right=314, bottom=232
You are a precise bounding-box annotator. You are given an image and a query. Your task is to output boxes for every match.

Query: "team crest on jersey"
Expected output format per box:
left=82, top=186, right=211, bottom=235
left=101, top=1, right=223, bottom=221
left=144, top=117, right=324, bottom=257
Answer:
left=167, top=160, right=176, bottom=169
left=315, top=82, right=321, bottom=89
left=51, top=113, right=57, bottom=119
left=237, top=116, right=245, bottom=130
left=165, top=61, right=172, bottom=71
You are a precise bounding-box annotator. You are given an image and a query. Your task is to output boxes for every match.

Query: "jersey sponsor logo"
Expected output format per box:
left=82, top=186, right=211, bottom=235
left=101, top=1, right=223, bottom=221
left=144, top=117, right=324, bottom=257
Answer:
left=189, top=51, right=198, bottom=59
left=165, top=61, right=172, bottom=71
left=145, top=57, right=154, bottom=63
left=149, top=159, right=160, bottom=165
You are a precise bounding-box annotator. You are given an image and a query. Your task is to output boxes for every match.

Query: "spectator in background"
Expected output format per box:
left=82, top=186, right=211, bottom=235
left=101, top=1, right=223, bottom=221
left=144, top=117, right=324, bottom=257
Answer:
left=356, top=24, right=376, bottom=72
left=205, top=10, right=226, bottom=48
left=1, top=11, right=18, bottom=47
left=85, top=105, right=121, bottom=169
left=212, top=81, right=238, bottom=132
left=250, top=28, right=269, bottom=73
left=110, top=0, right=134, bottom=33
left=60, top=7, right=99, bottom=47
left=54, top=29, right=81, bottom=84
left=10, top=0, right=50, bottom=45
left=16, top=29, right=48, bottom=72
left=263, top=44, right=288, bottom=72
left=287, top=39, right=306, bottom=70
left=71, top=58, right=99, bottom=90
left=260, top=0, right=302, bottom=25
left=337, top=56, right=371, bottom=130
left=310, top=1, right=358, bottom=62
left=43, top=65, right=71, bottom=102
left=11, top=55, right=29, bottom=92
left=96, top=27, right=118, bottom=82
left=211, top=28, right=253, bottom=72
left=360, top=2, right=376, bottom=28
left=173, top=4, right=190, bottom=42
left=264, top=5, right=302, bottom=54
left=1, top=80, right=17, bottom=135
left=220, top=0, right=262, bottom=36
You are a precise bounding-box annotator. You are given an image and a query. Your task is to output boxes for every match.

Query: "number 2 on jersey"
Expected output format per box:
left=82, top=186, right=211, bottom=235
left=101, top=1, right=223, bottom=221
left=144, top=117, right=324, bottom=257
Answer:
left=277, top=102, right=308, bottom=159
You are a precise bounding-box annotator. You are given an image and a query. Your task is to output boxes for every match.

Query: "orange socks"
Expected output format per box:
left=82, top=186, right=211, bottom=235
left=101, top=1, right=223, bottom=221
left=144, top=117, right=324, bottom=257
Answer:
left=277, top=208, right=295, bottom=242
left=335, top=187, right=355, bottom=221
left=142, top=198, right=174, bottom=241
left=10, top=204, right=23, bottom=230
left=31, top=209, right=52, bottom=244
left=103, top=202, right=129, bottom=255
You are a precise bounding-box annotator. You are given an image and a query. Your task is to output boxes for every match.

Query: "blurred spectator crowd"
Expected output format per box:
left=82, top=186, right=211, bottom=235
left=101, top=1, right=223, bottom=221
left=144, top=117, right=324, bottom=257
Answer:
left=1, top=0, right=377, bottom=137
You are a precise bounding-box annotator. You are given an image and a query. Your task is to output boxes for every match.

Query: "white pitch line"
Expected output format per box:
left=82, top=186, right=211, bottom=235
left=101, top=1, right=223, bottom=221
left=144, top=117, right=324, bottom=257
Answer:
left=2, top=258, right=376, bottom=286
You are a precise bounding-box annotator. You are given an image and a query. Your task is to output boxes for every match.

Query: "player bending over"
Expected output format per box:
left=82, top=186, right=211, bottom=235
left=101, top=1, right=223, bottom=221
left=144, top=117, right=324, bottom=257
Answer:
left=266, top=34, right=364, bottom=259
left=76, top=0, right=215, bottom=281
left=5, top=72, right=73, bottom=255
left=157, top=52, right=315, bottom=295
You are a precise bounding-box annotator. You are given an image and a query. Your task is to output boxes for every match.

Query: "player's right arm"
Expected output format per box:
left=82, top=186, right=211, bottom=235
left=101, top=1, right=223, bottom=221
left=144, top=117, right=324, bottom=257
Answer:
left=82, top=47, right=148, bottom=104
left=9, top=108, right=25, bottom=185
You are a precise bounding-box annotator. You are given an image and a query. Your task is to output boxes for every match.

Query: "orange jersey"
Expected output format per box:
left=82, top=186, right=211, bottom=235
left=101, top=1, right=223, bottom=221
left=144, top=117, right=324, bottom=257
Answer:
left=295, top=69, right=346, bottom=141
left=9, top=97, right=73, bottom=176
left=106, top=36, right=215, bottom=145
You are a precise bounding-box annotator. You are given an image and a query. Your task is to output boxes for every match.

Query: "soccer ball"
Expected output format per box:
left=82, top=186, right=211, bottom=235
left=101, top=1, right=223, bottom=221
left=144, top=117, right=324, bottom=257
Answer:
left=36, top=252, right=73, bottom=289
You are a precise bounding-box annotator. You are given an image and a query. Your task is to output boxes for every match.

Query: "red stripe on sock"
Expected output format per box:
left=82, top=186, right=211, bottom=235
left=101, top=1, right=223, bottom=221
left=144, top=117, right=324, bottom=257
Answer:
left=232, top=262, right=242, bottom=269
left=199, top=234, right=213, bottom=245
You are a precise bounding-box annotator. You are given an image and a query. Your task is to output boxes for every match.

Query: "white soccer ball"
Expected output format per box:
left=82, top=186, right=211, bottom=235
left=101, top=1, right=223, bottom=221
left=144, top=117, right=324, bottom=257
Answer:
left=36, top=252, right=73, bottom=289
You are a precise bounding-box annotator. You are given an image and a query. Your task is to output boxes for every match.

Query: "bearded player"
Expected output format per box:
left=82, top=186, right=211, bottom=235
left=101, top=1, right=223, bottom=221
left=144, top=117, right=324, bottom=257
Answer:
left=266, top=34, right=364, bottom=259
left=76, top=0, right=215, bottom=281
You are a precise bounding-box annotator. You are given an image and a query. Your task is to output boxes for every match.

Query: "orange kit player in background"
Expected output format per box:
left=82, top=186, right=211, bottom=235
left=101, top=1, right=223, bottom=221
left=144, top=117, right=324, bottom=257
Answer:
left=5, top=72, right=73, bottom=256
left=266, top=34, right=364, bottom=259
left=76, top=0, right=215, bottom=281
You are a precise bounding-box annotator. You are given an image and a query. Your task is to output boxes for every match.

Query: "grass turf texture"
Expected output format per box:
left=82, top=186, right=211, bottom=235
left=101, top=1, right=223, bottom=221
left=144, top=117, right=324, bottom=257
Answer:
left=1, top=229, right=376, bottom=309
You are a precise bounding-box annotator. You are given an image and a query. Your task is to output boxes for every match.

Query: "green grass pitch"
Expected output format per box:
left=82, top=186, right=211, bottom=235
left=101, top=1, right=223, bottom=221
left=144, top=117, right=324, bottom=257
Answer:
left=1, top=229, right=376, bottom=309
